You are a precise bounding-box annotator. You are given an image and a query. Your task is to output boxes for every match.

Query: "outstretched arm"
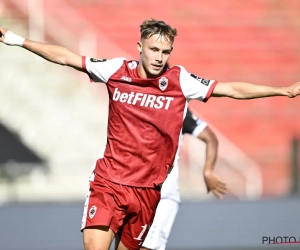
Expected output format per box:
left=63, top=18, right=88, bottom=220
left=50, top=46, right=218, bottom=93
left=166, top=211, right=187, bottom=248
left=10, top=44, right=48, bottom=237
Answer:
left=213, top=81, right=300, bottom=99
left=197, top=126, right=227, bottom=199
left=0, top=26, right=83, bottom=71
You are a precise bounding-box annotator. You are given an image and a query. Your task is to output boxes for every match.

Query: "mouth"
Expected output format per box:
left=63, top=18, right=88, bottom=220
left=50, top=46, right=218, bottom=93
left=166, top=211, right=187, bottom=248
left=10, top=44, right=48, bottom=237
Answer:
left=151, top=64, right=163, bottom=70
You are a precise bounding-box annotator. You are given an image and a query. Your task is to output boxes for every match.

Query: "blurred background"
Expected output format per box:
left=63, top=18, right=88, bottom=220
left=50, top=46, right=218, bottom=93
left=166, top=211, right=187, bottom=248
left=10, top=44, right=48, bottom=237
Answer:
left=0, top=0, right=299, bottom=249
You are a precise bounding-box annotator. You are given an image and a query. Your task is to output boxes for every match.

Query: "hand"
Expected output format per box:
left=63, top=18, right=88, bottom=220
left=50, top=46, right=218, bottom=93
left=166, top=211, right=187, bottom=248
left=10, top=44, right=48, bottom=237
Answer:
left=0, top=26, right=8, bottom=42
left=287, top=82, right=300, bottom=98
left=0, top=26, right=25, bottom=46
left=203, top=170, right=227, bottom=199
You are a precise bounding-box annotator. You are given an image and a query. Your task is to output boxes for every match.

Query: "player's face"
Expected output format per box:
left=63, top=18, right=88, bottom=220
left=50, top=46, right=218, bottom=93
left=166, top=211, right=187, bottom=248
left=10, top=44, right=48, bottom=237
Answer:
left=137, top=34, right=173, bottom=78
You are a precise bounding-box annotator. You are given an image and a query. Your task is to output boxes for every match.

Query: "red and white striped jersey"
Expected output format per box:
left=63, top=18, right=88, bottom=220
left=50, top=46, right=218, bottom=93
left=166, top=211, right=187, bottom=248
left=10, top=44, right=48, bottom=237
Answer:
left=82, top=57, right=218, bottom=188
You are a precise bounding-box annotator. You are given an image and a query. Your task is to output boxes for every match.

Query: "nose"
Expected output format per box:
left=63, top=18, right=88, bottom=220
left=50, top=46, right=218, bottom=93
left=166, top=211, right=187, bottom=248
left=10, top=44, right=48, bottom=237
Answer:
left=156, top=52, right=163, bottom=63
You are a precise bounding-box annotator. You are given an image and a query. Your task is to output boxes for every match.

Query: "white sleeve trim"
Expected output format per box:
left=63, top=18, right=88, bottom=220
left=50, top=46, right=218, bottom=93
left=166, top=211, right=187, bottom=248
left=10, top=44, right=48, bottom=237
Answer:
left=178, top=65, right=217, bottom=102
left=85, top=57, right=125, bottom=83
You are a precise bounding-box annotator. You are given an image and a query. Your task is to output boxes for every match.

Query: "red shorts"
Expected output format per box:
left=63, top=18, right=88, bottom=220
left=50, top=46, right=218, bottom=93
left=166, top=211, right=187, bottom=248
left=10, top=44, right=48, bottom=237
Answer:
left=81, top=172, right=161, bottom=250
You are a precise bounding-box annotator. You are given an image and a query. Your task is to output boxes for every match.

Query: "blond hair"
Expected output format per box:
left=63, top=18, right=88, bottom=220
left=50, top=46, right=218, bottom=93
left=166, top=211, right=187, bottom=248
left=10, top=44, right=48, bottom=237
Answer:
left=140, top=19, right=177, bottom=43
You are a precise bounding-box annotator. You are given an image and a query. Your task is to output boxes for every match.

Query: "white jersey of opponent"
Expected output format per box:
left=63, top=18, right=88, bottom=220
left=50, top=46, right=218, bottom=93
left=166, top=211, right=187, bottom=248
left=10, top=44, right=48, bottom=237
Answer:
left=142, top=110, right=207, bottom=249
left=160, top=109, right=207, bottom=203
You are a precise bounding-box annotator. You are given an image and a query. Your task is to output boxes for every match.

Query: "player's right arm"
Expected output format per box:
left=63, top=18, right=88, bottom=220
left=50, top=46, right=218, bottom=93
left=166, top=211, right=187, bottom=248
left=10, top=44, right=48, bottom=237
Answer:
left=0, top=26, right=83, bottom=71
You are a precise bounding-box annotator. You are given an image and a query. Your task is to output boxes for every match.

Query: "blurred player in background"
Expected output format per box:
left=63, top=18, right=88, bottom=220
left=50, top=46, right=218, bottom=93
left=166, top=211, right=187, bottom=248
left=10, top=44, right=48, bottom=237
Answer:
left=1, top=19, right=300, bottom=250
left=141, top=108, right=226, bottom=250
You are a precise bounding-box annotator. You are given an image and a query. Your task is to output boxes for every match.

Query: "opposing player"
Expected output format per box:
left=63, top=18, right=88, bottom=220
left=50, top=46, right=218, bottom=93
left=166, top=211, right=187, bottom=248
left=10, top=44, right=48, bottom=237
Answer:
left=142, top=108, right=225, bottom=250
left=1, top=19, right=299, bottom=250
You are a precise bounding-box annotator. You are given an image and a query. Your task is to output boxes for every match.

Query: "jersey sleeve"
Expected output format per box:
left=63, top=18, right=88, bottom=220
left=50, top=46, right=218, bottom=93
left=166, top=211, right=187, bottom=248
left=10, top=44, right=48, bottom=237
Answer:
left=178, top=66, right=218, bottom=102
left=182, top=109, right=207, bottom=137
left=82, top=57, right=125, bottom=83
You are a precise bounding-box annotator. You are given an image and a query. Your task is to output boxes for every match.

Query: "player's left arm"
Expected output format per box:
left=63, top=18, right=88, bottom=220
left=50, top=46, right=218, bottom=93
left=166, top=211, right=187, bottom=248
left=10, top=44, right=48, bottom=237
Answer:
left=212, top=81, right=300, bottom=99
left=197, top=126, right=227, bottom=199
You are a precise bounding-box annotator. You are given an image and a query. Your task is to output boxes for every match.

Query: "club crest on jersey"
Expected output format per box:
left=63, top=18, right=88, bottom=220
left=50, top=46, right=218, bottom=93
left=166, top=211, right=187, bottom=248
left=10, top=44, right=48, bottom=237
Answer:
left=89, top=206, right=97, bottom=219
left=158, top=77, right=168, bottom=91
left=128, top=61, right=138, bottom=70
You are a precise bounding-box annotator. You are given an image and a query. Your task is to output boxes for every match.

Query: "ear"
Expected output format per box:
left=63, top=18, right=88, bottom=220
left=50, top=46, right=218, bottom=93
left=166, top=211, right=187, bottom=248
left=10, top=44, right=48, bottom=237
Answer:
left=137, top=41, right=142, bottom=53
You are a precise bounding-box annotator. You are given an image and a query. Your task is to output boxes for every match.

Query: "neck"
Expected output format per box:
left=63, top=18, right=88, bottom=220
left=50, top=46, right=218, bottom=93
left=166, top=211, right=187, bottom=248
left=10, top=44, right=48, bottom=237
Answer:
left=137, top=63, right=148, bottom=78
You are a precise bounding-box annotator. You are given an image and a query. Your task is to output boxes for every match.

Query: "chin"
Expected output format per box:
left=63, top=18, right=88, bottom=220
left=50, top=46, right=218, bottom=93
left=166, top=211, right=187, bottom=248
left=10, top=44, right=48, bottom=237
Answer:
left=148, top=69, right=163, bottom=78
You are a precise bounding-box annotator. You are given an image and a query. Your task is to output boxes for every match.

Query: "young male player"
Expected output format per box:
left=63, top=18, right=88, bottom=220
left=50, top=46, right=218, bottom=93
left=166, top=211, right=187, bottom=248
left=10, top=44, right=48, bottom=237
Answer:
left=141, top=108, right=225, bottom=250
left=1, top=19, right=299, bottom=250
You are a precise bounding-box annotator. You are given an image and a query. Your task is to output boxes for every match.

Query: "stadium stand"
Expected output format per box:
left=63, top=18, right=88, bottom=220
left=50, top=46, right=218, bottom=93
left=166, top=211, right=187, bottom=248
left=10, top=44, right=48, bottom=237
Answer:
left=1, top=0, right=299, bottom=201
left=65, top=0, right=300, bottom=196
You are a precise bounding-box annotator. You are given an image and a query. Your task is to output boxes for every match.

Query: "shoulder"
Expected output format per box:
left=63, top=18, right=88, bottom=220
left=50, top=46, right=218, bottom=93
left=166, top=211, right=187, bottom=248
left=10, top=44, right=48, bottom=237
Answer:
left=89, top=57, right=127, bottom=62
left=84, top=57, right=128, bottom=83
left=165, top=65, right=186, bottom=74
left=162, top=65, right=186, bottom=82
left=126, top=60, right=139, bottom=70
left=168, top=65, right=193, bottom=82
left=84, top=57, right=127, bottom=71
left=87, top=57, right=126, bottom=66
left=173, top=65, right=188, bottom=73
